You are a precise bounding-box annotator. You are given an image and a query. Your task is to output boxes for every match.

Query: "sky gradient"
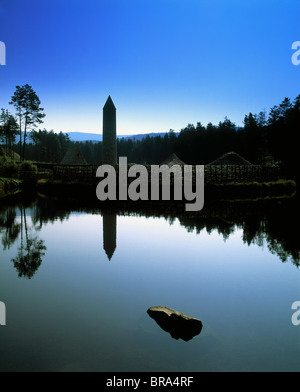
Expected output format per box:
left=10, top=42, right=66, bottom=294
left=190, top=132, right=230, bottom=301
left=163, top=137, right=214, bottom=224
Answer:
left=0, top=0, right=300, bottom=135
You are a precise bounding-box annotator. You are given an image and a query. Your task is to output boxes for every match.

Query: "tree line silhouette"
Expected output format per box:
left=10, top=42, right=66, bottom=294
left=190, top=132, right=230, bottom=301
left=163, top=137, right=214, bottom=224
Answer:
left=1, top=86, right=299, bottom=179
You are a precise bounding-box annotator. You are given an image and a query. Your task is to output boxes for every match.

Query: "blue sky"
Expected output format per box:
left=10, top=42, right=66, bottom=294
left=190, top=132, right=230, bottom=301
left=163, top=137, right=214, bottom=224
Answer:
left=0, top=0, right=299, bottom=135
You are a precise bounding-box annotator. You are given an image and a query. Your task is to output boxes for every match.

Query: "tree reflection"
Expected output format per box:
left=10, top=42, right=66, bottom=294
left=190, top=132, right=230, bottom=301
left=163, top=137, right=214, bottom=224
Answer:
left=176, top=198, right=299, bottom=267
left=0, top=194, right=299, bottom=269
left=11, top=207, right=46, bottom=279
left=0, top=206, right=21, bottom=250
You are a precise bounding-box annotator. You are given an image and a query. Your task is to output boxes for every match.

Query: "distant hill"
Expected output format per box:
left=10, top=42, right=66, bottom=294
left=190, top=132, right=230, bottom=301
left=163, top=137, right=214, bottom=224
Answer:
left=66, top=132, right=102, bottom=142
left=65, top=131, right=177, bottom=143
left=123, top=132, right=174, bottom=141
left=13, top=131, right=179, bottom=144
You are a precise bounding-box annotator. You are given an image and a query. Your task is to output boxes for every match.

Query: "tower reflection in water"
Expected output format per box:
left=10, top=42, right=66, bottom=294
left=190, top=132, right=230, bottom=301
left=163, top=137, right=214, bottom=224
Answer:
left=103, top=212, right=117, bottom=261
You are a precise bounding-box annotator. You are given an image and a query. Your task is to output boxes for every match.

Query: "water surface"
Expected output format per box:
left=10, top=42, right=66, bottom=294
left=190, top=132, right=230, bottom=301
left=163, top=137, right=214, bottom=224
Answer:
left=0, top=196, right=299, bottom=372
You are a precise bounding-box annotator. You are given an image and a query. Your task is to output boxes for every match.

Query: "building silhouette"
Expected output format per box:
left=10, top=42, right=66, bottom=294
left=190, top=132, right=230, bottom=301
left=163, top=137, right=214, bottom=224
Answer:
left=60, top=146, right=87, bottom=165
left=102, top=96, right=117, bottom=165
left=103, top=212, right=117, bottom=260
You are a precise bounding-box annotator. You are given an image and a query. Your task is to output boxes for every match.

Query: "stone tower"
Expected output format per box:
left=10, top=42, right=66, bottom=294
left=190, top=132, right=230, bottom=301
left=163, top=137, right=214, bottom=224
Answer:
left=102, top=95, right=117, bottom=165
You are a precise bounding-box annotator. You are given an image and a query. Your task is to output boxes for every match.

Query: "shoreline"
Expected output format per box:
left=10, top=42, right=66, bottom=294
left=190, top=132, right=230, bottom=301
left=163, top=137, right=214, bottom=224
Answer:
left=0, top=173, right=297, bottom=204
left=35, top=178, right=297, bottom=203
left=0, top=177, right=23, bottom=199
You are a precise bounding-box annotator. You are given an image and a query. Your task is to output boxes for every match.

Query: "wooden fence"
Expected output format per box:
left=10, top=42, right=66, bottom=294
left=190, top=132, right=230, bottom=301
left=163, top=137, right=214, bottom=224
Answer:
left=53, top=165, right=99, bottom=182
left=52, top=164, right=280, bottom=184
left=204, top=165, right=280, bottom=183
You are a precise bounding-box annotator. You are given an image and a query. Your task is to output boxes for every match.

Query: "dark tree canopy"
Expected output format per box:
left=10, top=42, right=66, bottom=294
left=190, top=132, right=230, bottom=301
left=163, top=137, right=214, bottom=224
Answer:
left=9, top=84, right=45, bottom=161
left=1, top=91, right=299, bottom=180
left=0, top=108, right=19, bottom=158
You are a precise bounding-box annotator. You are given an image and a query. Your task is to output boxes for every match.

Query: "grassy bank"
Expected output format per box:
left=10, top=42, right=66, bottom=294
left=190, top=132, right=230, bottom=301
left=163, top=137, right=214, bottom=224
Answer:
left=0, top=153, right=39, bottom=197
left=205, top=179, right=297, bottom=200
left=0, top=155, right=38, bottom=178
left=36, top=178, right=296, bottom=202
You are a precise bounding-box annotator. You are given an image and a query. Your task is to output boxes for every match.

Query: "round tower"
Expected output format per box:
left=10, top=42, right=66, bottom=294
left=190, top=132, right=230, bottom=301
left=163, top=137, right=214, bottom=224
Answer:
left=102, top=96, right=117, bottom=165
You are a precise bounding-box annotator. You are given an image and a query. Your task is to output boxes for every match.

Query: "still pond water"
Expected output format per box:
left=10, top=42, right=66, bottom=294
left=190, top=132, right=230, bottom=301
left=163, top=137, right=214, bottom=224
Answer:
left=0, top=195, right=299, bottom=372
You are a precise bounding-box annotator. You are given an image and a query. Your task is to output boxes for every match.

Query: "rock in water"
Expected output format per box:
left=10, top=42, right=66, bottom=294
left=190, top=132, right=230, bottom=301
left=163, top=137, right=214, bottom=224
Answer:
left=147, top=306, right=203, bottom=342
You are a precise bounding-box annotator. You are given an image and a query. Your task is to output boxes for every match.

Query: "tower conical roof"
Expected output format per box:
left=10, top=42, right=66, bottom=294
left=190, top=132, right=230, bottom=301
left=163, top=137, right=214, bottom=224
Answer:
left=103, top=212, right=117, bottom=261
left=103, top=95, right=116, bottom=110
left=104, top=246, right=116, bottom=261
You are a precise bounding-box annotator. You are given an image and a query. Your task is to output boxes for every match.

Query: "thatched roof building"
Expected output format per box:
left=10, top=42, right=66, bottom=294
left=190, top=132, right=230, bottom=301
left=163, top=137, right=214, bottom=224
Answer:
left=0, top=146, right=20, bottom=160
left=60, top=146, right=87, bottom=165
left=208, top=151, right=253, bottom=166
left=160, top=153, right=186, bottom=166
